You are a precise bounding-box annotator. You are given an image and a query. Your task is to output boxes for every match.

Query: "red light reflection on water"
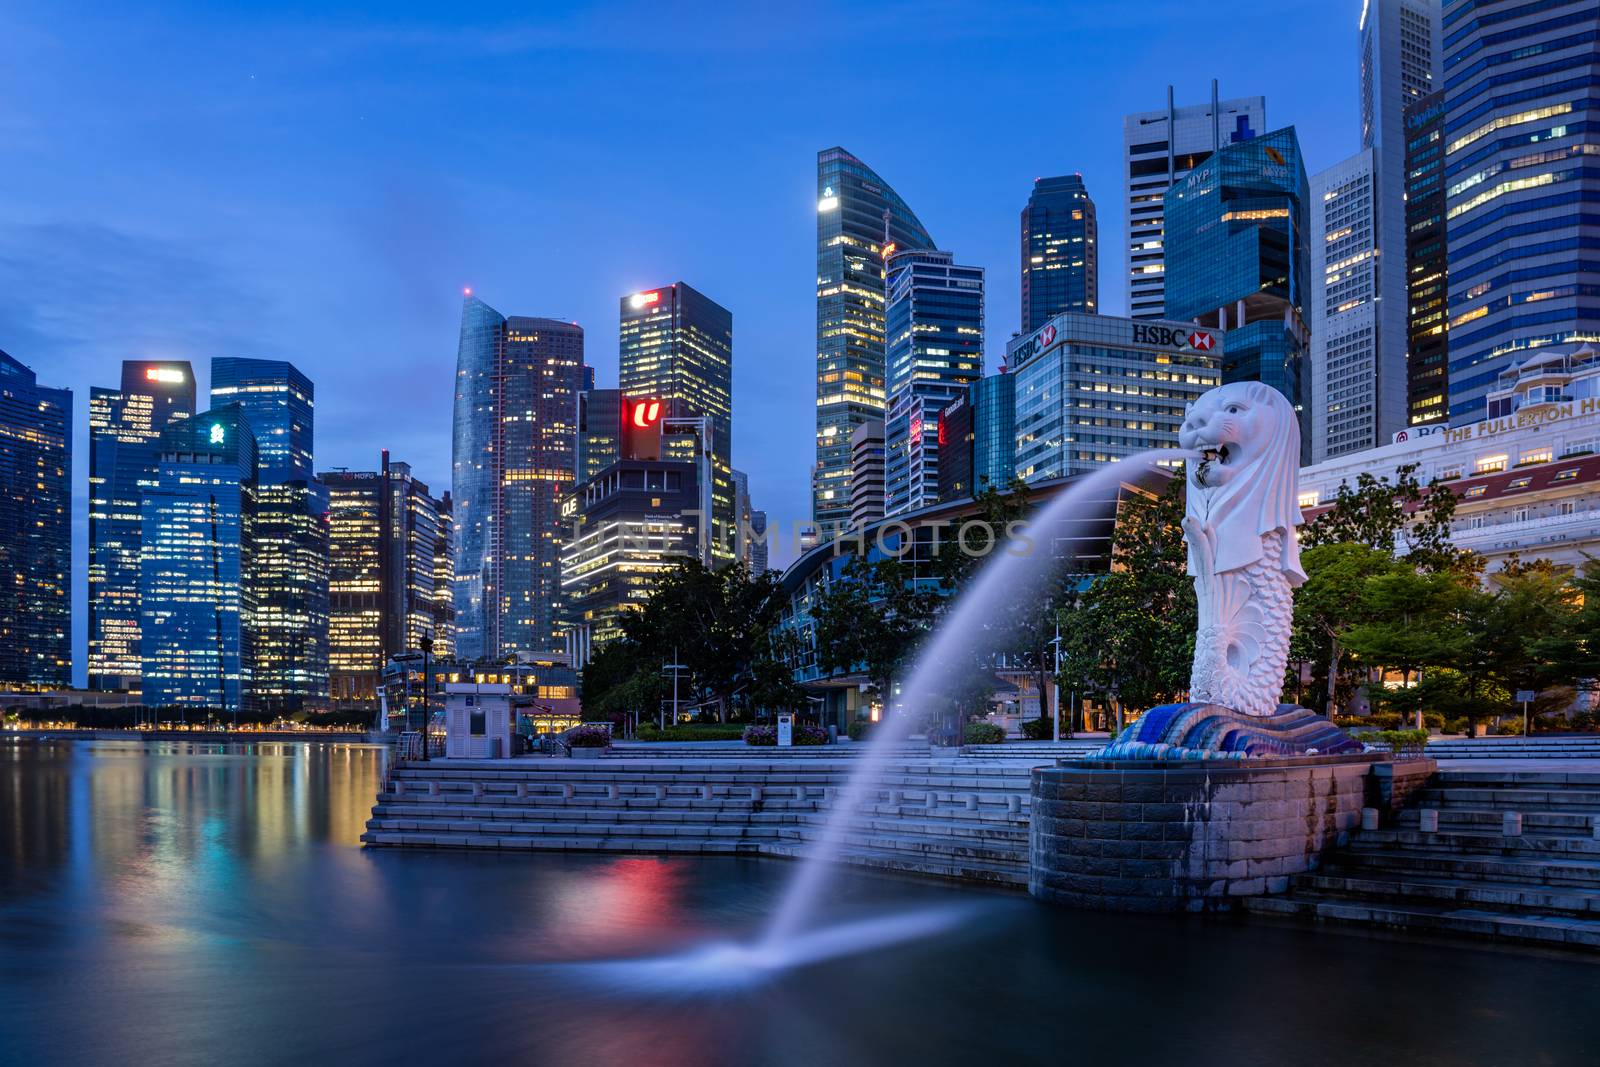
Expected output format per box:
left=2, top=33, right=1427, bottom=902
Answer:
left=543, top=857, right=696, bottom=956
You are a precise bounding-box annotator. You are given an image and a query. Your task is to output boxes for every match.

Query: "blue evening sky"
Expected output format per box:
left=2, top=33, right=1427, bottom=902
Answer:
left=0, top=1, right=1361, bottom=682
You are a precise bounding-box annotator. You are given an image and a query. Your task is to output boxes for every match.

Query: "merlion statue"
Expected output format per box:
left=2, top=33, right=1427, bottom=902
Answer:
left=1098, top=381, right=1359, bottom=760
left=1180, top=381, right=1305, bottom=717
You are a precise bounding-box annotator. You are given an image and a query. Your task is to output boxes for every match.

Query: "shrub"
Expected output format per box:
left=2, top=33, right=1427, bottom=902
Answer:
left=847, top=719, right=873, bottom=741
left=744, top=723, right=829, bottom=746
left=963, top=721, right=1006, bottom=745
left=566, top=725, right=612, bottom=748
left=1358, top=728, right=1430, bottom=761
left=636, top=723, right=745, bottom=742
left=1494, top=717, right=1525, bottom=736
left=1020, top=717, right=1055, bottom=741
left=1444, top=717, right=1470, bottom=736
left=793, top=724, right=829, bottom=746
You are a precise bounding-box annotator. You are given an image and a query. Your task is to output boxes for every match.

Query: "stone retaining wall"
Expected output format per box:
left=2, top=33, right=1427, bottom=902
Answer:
left=1030, top=754, right=1388, bottom=913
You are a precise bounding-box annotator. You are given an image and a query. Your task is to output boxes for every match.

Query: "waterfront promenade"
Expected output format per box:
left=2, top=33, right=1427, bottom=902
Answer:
left=365, top=736, right=1600, bottom=950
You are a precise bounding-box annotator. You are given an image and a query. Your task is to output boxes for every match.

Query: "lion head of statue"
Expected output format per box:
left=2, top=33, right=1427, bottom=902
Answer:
left=1179, top=381, right=1306, bottom=585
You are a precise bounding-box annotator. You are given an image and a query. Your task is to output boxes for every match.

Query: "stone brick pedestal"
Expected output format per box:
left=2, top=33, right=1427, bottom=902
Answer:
left=1030, top=753, right=1388, bottom=913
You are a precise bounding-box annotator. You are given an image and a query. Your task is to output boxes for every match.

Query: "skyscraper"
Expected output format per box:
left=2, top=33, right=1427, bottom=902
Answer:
left=577, top=387, right=622, bottom=484
left=883, top=249, right=984, bottom=515
left=970, top=370, right=1018, bottom=492
left=1164, top=126, right=1311, bottom=457
left=815, top=146, right=935, bottom=530
left=1021, top=174, right=1097, bottom=331
left=139, top=405, right=257, bottom=715
left=1308, top=0, right=1439, bottom=461
left=1123, top=87, right=1266, bottom=319
left=1443, top=0, right=1600, bottom=424
left=849, top=420, right=886, bottom=530
left=618, top=282, right=734, bottom=556
left=88, top=360, right=196, bottom=691
left=1404, top=90, right=1449, bottom=428
left=321, top=455, right=453, bottom=705
left=1310, top=150, right=1391, bottom=462
left=0, top=351, right=71, bottom=689
left=252, top=479, right=330, bottom=713
left=210, top=357, right=327, bottom=710
left=731, top=468, right=757, bottom=569
left=747, top=509, right=769, bottom=577
left=451, top=293, right=584, bottom=662
left=210, top=358, right=314, bottom=482
left=1361, top=0, right=1441, bottom=153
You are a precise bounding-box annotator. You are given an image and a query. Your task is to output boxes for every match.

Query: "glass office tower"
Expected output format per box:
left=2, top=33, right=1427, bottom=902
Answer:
left=88, top=359, right=196, bottom=691
left=210, top=357, right=314, bottom=483
left=883, top=249, right=984, bottom=515
left=1021, top=175, right=1098, bottom=331
left=321, top=454, right=453, bottom=705
left=814, top=146, right=935, bottom=531
left=971, top=370, right=1018, bottom=491
left=1442, top=0, right=1600, bottom=424
left=1404, top=90, right=1448, bottom=427
left=210, top=356, right=326, bottom=710
left=1123, top=88, right=1266, bottom=319
left=1009, top=313, right=1220, bottom=482
left=451, top=293, right=584, bottom=661
left=578, top=388, right=622, bottom=484
left=0, top=350, right=72, bottom=688
left=252, top=479, right=330, bottom=713
left=139, top=405, right=258, bottom=715
left=618, top=282, right=734, bottom=556
left=1164, top=126, right=1310, bottom=457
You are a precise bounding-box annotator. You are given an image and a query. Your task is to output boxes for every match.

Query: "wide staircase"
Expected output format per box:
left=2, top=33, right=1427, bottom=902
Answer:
left=363, top=756, right=1042, bottom=886
left=1426, top=736, right=1600, bottom=760
left=1248, top=766, right=1600, bottom=950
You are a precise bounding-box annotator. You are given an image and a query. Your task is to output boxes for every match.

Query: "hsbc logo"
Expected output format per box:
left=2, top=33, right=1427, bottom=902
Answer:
left=1131, top=323, right=1214, bottom=352
left=1012, top=321, right=1061, bottom=367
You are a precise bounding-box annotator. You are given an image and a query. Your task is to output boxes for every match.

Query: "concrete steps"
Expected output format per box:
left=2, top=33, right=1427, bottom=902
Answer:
left=365, top=754, right=1035, bottom=887
left=1427, top=738, right=1600, bottom=759
left=1247, top=767, right=1600, bottom=950
left=1287, top=870, right=1600, bottom=919
left=1246, top=895, right=1600, bottom=949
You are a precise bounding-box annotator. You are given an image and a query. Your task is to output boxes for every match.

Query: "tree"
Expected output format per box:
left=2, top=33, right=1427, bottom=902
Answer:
left=1290, top=542, right=1402, bottom=714
left=1055, top=476, right=1194, bottom=731
left=810, top=555, right=940, bottom=716
left=1538, top=558, right=1600, bottom=693
left=1471, top=557, right=1582, bottom=729
left=578, top=560, right=795, bottom=724
left=1339, top=566, right=1474, bottom=726
left=1302, top=462, right=1464, bottom=570
left=934, top=480, right=1066, bottom=732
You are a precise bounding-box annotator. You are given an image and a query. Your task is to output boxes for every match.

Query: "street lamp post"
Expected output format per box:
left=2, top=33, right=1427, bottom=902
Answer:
left=420, top=633, right=434, bottom=761
left=661, top=647, right=684, bottom=731
left=1049, top=624, right=1062, bottom=744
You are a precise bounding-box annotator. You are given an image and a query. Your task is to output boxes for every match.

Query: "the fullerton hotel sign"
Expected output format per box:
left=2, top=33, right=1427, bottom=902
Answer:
left=1442, top=396, right=1600, bottom=446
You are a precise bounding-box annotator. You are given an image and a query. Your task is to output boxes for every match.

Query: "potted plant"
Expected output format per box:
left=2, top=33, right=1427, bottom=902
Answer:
left=566, top=724, right=611, bottom=759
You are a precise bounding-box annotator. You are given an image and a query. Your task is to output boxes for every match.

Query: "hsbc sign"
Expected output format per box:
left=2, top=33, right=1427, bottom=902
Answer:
left=1010, top=322, right=1059, bottom=367
left=1131, top=323, right=1215, bottom=352
left=1009, top=316, right=1219, bottom=369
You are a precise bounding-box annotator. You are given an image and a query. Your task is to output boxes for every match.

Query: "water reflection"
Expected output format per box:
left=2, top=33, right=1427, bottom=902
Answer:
left=0, top=740, right=1594, bottom=1067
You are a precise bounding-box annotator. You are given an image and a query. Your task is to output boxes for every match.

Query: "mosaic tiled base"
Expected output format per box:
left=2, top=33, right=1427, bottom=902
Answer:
left=1098, top=703, right=1363, bottom=761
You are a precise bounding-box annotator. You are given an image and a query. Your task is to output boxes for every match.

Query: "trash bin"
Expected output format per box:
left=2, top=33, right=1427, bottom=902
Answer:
left=487, top=736, right=502, bottom=760
left=827, top=724, right=839, bottom=743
